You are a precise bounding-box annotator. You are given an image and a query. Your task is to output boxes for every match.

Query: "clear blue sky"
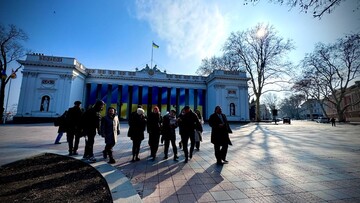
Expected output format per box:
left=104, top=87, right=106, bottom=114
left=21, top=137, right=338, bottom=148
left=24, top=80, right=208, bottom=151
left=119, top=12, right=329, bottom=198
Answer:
left=1, top=0, right=359, bottom=110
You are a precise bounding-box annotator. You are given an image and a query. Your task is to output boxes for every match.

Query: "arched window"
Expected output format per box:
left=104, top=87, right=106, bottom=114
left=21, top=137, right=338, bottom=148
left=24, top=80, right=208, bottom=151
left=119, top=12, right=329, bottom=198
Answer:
left=230, top=103, right=235, bottom=116
left=40, top=95, right=50, bottom=112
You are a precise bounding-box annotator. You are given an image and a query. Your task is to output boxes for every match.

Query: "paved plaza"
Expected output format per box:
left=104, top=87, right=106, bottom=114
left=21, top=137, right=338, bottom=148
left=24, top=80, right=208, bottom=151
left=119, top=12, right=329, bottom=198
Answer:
left=1, top=120, right=360, bottom=202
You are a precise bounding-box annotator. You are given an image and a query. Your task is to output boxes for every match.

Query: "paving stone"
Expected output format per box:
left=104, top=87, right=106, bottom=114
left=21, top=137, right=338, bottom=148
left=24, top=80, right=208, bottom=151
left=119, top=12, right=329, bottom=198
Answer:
left=2, top=121, right=360, bottom=203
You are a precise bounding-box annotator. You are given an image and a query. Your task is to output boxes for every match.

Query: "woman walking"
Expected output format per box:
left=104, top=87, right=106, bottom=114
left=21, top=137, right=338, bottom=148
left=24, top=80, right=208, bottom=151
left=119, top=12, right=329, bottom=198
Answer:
left=147, top=106, right=162, bottom=161
left=100, top=107, right=120, bottom=164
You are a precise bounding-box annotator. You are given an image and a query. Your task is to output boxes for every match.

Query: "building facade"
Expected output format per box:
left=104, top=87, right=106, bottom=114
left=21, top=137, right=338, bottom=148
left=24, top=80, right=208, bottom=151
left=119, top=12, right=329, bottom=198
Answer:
left=299, top=99, right=325, bottom=120
left=325, top=81, right=360, bottom=122
left=15, top=54, right=250, bottom=122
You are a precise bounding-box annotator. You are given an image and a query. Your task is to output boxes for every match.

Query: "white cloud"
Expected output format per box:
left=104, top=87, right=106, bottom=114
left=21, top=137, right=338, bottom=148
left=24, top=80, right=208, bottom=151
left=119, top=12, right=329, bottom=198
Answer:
left=135, top=0, right=227, bottom=60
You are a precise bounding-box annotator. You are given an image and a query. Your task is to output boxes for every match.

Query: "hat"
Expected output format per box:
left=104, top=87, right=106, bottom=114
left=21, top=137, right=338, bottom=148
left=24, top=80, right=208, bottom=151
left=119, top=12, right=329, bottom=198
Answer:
left=137, top=108, right=144, bottom=115
left=74, top=101, right=82, bottom=105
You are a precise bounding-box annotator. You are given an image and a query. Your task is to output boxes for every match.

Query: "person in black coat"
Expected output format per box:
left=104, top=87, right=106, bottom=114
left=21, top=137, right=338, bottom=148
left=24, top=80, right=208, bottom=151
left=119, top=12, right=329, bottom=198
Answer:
left=54, top=110, right=68, bottom=144
left=177, top=106, right=201, bottom=163
left=128, top=107, right=147, bottom=161
left=208, top=105, right=232, bottom=165
left=65, top=101, right=83, bottom=155
left=147, top=106, right=163, bottom=161
left=162, top=110, right=178, bottom=160
left=81, top=100, right=105, bottom=163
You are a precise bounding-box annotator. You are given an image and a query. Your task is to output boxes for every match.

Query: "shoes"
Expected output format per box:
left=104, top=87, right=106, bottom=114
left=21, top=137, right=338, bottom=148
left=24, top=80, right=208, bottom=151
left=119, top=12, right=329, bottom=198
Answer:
left=88, top=156, right=96, bottom=163
left=72, top=151, right=78, bottom=155
left=196, top=148, right=200, bottom=151
left=136, top=157, right=140, bottom=161
left=102, top=150, right=107, bottom=159
left=54, top=142, right=61, bottom=144
left=108, top=158, right=115, bottom=164
left=216, top=161, right=224, bottom=165
left=222, top=159, right=229, bottom=163
left=163, top=156, right=168, bottom=160
left=189, top=153, right=192, bottom=159
left=68, top=152, right=73, bottom=156
left=179, top=142, right=182, bottom=149
left=81, top=155, right=90, bottom=161
left=173, top=155, right=178, bottom=161
left=184, top=158, right=188, bottom=163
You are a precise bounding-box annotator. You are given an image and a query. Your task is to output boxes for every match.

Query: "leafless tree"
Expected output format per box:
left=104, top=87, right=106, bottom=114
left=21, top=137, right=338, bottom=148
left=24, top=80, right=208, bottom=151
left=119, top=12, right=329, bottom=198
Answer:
left=244, top=0, right=359, bottom=18
left=300, top=33, right=360, bottom=121
left=0, top=24, right=28, bottom=122
left=279, top=94, right=304, bottom=119
left=196, top=53, right=240, bottom=76
left=263, top=92, right=279, bottom=110
left=223, top=23, right=294, bottom=121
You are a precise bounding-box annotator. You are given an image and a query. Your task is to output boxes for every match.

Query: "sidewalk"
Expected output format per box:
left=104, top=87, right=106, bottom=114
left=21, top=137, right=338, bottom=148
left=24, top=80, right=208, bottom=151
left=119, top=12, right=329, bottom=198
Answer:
left=0, top=123, right=141, bottom=203
left=1, top=121, right=360, bottom=202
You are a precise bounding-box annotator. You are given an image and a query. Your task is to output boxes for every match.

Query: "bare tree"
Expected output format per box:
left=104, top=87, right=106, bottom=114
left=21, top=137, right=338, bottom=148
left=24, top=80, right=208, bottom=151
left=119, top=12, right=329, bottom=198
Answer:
left=244, top=0, right=359, bottom=18
left=301, top=33, right=360, bottom=121
left=223, top=23, right=294, bottom=121
left=292, top=78, right=317, bottom=119
left=263, top=92, right=279, bottom=110
left=0, top=24, right=28, bottom=122
left=196, top=53, right=240, bottom=76
left=279, top=94, right=304, bottom=119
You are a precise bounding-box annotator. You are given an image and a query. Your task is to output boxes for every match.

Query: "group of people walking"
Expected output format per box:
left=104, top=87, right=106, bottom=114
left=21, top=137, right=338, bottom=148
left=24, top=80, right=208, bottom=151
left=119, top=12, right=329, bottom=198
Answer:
left=56, top=101, right=232, bottom=165
left=55, top=100, right=119, bottom=164
left=127, top=105, right=232, bottom=165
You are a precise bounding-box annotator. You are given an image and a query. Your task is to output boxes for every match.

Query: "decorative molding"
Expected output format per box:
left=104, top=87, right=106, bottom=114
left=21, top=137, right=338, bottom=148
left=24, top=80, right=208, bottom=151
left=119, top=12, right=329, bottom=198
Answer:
left=214, top=84, right=225, bottom=89
left=59, top=74, right=73, bottom=79
left=41, top=79, right=55, bottom=89
left=30, top=72, right=38, bottom=77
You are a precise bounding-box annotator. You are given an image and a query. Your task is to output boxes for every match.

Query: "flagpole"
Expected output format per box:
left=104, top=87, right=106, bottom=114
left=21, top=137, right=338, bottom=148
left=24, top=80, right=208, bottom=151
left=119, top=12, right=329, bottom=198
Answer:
left=151, top=42, right=154, bottom=69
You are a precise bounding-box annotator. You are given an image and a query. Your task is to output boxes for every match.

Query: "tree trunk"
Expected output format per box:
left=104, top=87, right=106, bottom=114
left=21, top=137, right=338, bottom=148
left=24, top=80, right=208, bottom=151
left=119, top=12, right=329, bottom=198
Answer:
left=255, top=97, right=261, bottom=122
left=337, top=108, right=346, bottom=122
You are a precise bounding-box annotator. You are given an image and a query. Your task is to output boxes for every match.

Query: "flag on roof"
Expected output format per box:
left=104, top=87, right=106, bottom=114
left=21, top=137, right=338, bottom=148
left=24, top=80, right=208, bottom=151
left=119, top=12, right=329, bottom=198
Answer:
left=152, top=42, right=159, bottom=48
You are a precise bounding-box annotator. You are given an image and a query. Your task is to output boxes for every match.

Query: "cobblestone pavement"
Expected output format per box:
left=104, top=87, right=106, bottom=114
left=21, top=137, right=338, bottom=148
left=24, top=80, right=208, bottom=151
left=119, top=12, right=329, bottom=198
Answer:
left=1, top=120, right=360, bottom=203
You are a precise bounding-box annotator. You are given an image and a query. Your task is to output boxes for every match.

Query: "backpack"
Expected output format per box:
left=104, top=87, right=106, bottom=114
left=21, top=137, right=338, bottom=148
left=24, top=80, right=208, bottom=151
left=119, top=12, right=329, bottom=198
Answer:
left=54, top=111, right=67, bottom=127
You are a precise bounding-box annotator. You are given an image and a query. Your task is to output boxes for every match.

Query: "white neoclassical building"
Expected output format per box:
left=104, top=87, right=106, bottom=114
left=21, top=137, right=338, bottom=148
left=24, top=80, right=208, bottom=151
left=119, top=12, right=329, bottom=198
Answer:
left=15, top=53, right=250, bottom=122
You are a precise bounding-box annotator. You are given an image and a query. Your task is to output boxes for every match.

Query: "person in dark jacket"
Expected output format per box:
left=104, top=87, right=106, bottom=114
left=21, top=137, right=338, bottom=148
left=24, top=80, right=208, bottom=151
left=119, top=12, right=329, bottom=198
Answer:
left=208, top=105, right=232, bottom=165
left=177, top=106, right=201, bottom=163
left=128, top=107, right=147, bottom=162
left=147, top=106, right=163, bottom=161
left=82, top=100, right=105, bottom=163
left=65, top=101, right=83, bottom=155
left=194, top=109, right=204, bottom=151
left=100, top=107, right=120, bottom=164
left=54, top=110, right=68, bottom=144
left=162, top=110, right=178, bottom=160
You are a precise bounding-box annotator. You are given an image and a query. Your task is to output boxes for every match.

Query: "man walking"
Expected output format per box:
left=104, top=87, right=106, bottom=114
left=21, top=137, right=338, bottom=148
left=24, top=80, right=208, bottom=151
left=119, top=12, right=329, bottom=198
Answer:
left=162, top=110, right=179, bottom=161
left=65, top=101, right=83, bottom=155
left=82, top=100, right=105, bottom=163
left=208, top=106, right=232, bottom=165
left=177, top=106, right=201, bottom=163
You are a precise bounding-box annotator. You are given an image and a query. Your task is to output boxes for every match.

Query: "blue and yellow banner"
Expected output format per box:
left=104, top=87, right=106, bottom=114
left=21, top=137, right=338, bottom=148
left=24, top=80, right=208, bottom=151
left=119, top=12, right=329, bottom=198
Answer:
left=120, top=85, right=128, bottom=119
